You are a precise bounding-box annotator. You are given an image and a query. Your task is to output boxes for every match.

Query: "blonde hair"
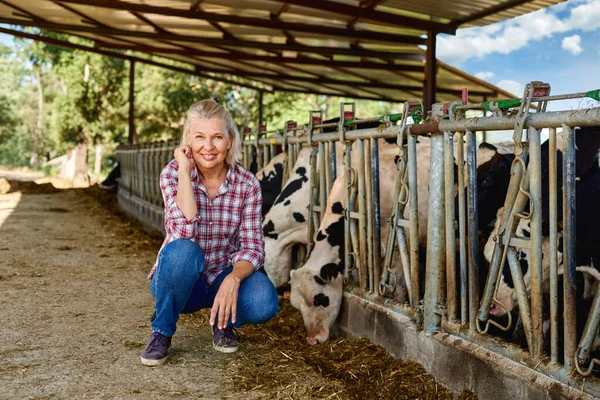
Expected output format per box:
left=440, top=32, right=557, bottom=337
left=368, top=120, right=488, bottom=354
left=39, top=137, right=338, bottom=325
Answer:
left=181, top=99, right=242, bottom=165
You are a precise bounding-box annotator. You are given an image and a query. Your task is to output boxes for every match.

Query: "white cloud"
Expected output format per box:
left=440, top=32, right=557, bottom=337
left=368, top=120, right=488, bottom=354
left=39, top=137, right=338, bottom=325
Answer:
left=562, top=34, right=583, bottom=55
left=436, top=0, right=600, bottom=65
left=474, top=71, right=495, bottom=80
left=496, top=80, right=523, bottom=97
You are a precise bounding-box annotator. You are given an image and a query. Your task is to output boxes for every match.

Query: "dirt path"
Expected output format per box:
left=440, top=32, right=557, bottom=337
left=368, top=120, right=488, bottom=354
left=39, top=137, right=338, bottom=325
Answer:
left=0, top=187, right=270, bottom=399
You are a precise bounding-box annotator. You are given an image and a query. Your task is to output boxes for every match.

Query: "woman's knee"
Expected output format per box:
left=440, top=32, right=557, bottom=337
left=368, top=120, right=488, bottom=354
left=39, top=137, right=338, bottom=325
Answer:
left=240, top=272, right=279, bottom=324
left=158, top=239, right=205, bottom=281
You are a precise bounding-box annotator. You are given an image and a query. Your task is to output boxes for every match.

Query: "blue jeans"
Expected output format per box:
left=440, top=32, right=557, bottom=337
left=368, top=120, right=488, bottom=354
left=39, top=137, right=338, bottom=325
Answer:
left=150, top=239, right=279, bottom=337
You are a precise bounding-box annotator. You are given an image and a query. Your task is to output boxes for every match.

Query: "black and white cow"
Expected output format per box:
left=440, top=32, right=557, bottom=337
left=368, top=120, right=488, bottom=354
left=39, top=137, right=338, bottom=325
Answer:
left=256, top=152, right=287, bottom=216
left=289, top=141, right=404, bottom=344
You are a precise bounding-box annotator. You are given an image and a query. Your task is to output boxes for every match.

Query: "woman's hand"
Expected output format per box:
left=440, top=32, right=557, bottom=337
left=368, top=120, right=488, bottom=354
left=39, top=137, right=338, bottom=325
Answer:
left=210, top=275, right=241, bottom=329
left=174, top=145, right=195, bottom=173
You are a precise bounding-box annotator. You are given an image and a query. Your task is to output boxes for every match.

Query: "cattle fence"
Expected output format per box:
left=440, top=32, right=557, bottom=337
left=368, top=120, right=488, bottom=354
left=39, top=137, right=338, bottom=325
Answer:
left=116, top=85, right=600, bottom=396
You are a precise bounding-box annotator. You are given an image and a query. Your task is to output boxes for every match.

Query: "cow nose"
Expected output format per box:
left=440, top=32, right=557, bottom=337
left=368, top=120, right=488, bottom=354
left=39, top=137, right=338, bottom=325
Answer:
left=307, top=336, right=320, bottom=345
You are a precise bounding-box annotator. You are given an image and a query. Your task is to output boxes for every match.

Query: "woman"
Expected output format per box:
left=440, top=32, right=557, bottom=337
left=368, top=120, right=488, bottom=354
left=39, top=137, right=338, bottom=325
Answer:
left=141, top=99, right=279, bottom=366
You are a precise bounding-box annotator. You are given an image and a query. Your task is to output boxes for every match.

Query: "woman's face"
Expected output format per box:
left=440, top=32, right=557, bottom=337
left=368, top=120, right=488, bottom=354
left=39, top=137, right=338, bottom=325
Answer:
left=187, top=117, right=232, bottom=173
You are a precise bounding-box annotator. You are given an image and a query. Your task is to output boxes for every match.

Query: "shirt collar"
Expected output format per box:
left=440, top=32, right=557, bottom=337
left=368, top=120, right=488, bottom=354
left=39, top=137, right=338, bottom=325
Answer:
left=190, top=162, right=237, bottom=186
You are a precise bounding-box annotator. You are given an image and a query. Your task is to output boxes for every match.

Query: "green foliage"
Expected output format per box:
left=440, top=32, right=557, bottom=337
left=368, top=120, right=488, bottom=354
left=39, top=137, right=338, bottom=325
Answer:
left=0, top=32, right=402, bottom=170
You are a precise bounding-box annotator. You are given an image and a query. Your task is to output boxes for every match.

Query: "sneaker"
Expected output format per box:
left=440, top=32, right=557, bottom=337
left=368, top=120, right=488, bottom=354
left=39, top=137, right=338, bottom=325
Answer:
left=140, top=332, right=171, bottom=366
left=212, top=325, right=239, bottom=353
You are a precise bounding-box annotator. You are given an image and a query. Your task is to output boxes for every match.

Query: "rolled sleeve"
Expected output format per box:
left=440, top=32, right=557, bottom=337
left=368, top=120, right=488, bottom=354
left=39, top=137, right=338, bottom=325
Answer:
left=161, top=163, right=199, bottom=240
left=231, top=180, right=265, bottom=271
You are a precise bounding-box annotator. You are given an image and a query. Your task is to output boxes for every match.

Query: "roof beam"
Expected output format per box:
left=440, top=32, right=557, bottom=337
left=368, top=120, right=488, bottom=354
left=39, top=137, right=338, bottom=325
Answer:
left=271, top=86, right=400, bottom=103
left=92, top=42, right=425, bottom=70
left=269, top=0, right=457, bottom=34
left=52, top=0, right=425, bottom=45
left=185, top=65, right=496, bottom=96
left=0, top=16, right=420, bottom=60
left=0, top=27, right=270, bottom=92
left=452, top=0, right=535, bottom=26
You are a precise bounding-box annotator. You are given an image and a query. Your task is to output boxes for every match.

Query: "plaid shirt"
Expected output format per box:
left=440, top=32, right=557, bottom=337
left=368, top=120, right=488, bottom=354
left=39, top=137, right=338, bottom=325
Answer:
left=149, top=160, right=265, bottom=286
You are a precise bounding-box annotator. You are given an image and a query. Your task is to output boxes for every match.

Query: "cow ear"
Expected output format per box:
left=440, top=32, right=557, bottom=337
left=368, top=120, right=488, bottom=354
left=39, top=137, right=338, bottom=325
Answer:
left=490, top=152, right=510, bottom=171
left=290, top=269, right=296, bottom=281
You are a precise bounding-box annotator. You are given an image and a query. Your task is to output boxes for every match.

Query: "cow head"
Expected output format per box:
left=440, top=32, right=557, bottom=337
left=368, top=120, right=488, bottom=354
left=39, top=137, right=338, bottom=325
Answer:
left=290, top=262, right=344, bottom=345
left=477, top=149, right=515, bottom=231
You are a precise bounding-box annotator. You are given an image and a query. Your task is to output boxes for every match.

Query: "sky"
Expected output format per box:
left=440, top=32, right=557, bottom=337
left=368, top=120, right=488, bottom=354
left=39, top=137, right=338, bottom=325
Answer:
left=436, top=0, right=600, bottom=111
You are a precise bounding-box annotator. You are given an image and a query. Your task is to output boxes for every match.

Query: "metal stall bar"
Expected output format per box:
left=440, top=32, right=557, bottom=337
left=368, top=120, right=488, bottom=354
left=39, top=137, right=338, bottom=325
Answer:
left=357, top=139, right=369, bottom=291
left=548, top=127, right=559, bottom=364
left=456, top=132, right=468, bottom=325
left=465, top=130, right=479, bottom=332
left=306, top=110, right=322, bottom=258
left=364, top=138, right=375, bottom=292
left=318, top=140, right=328, bottom=220
left=424, top=133, right=446, bottom=334
left=308, top=144, right=319, bottom=256
left=562, top=125, right=577, bottom=372
left=528, top=127, right=544, bottom=360
left=444, top=131, right=457, bottom=322
left=408, top=133, right=420, bottom=309
left=371, top=136, right=382, bottom=296
left=343, top=141, right=356, bottom=283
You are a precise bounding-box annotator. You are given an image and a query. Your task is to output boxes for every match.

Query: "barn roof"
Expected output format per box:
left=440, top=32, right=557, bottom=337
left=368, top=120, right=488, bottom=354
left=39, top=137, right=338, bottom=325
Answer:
left=0, top=0, right=564, bottom=102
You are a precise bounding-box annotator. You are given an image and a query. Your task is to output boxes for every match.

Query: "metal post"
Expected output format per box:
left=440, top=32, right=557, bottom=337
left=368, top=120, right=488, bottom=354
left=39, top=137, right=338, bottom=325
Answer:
left=344, top=142, right=353, bottom=279
left=444, top=131, right=456, bottom=322
left=357, top=139, right=368, bottom=290
left=258, top=90, right=264, bottom=128
left=330, top=141, right=337, bottom=187
left=371, top=138, right=381, bottom=295
left=307, top=146, right=319, bottom=256
left=128, top=59, right=136, bottom=145
left=528, top=127, right=544, bottom=360
left=548, top=127, right=559, bottom=363
left=365, top=139, right=375, bottom=292
left=456, top=132, right=468, bottom=325
left=423, top=31, right=437, bottom=114
left=563, top=125, right=577, bottom=371
left=466, top=130, right=479, bottom=332
left=424, top=133, right=445, bottom=334
left=318, top=141, right=327, bottom=223
left=408, top=134, right=420, bottom=308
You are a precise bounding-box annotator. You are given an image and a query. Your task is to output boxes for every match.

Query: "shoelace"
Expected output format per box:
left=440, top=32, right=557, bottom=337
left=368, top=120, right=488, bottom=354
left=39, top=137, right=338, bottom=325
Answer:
left=214, top=327, right=239, bottom=342
left=148, top=333, right=169, bottom=352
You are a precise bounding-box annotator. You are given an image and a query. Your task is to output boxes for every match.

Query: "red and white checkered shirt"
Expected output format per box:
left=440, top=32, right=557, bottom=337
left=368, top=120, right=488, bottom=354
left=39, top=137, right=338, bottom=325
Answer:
left=148, top=160, right=265, bottom=286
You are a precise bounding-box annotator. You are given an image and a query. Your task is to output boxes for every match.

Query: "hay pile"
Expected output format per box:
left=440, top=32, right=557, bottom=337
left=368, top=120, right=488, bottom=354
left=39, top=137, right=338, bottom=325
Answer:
left=0, top=178, right=59, bottom=194
left=232, top=301, right=476, bottom=400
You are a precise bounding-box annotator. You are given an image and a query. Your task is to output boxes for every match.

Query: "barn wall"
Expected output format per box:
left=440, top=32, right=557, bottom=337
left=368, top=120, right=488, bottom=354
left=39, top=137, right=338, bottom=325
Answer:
left=337, top=291, right=595, bottom=400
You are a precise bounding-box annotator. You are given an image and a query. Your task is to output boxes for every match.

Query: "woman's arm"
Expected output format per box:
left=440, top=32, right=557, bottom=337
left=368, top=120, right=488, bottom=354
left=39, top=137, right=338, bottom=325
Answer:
left=211, top=178, right=265, bottom=329
left=161, top=146, right=199, bottom=239
left=210, top=260, right=254, bottom=329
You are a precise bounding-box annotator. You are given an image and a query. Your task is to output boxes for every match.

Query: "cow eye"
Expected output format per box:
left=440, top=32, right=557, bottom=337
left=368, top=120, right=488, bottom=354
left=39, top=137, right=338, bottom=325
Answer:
left=482, top=176, right=493, bottom=187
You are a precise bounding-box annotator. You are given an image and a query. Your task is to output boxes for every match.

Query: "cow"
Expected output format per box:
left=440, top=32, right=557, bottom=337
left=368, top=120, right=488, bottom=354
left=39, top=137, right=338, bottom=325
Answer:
left=286, top=136, right=438, bottom=344
left=478, top=127, right=600, bottom=359
left=256, top=152, right=287, bottom=216
left=289, top=140, right=406, bottom=344
left=262, top=136, right=434, bottom=288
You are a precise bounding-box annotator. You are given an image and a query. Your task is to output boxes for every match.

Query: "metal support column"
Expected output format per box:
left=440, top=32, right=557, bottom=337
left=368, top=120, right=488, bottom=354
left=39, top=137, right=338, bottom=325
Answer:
left=423, top=31, right=437, bottom=114
left=128, top=59, right=136, bottom=145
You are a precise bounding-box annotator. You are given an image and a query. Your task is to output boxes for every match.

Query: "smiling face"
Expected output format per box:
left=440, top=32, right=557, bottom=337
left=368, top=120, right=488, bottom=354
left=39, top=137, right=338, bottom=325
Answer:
left=187, top=117, right=232, bottom=173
